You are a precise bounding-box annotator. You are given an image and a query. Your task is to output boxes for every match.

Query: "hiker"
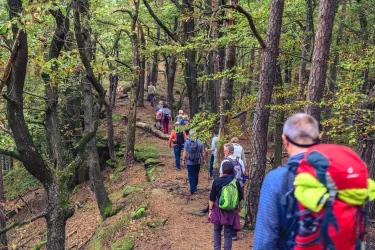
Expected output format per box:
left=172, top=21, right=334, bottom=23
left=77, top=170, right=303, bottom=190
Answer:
left=155, top=101, right=163, bottom=130
left=253, top=113, right=320, bottom=249
left=182, top=130, right=206, bottom=194
left=219, top=143, right=246, bottom=241
left=208, top=161, right=243, bottom=250
left=230, top=137, right=247, bottom=167
left=161, top=104, right=172, bottom=134
left=175, top=110, right=184, bottom=124
left=147, top=83, right=156, bottom=107
left=169, top=122, right=186, bottom=171
left=180, top=115, right=190, bottom=135
left=219, top=143, right=246, bottom=187
left=209, top=131, right=219, bottom=178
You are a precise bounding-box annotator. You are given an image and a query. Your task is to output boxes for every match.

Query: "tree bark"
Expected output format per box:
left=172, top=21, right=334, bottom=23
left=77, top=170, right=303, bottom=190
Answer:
left=273, top=65, right=285, bottom=168
left=305, top=0, right=339, bottom=122
left=212, top=0, right=237, bottom=179
left=297, top=0, right=313, bottom=101
left=183, top=0, right=199, bottom=117
left=0, top=155, right=7, bottom=250
left=137, top=23, right=146, bottom=107
left=136, top=122, right=169, bottom=140
left=125, top=1, right=141, bottom=164
left=326, top=0, right=346, bottom=119
left=150, top=28, right=159, bottom=86
left=245, top=0, right=285, bottom=229
left=165, top=16, right=178, bottom=111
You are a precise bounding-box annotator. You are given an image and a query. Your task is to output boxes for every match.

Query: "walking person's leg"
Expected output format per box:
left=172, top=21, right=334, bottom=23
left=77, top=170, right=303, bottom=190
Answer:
left=223, top=225, right=233, bottom=250
left=166, top=119, right=169, bottom=134
left=163, top=119, right=168, bottom=134
left=173, top=146, right=181, bottom=170
left=150, top=94, right=155, bottom=107
left=213, top=224, right=222, bottom=250
left=194, top=164, right=200, bottom=192
left=187, top=165, right=195, bottom=193
left=209, top=154, right=214, bottom=178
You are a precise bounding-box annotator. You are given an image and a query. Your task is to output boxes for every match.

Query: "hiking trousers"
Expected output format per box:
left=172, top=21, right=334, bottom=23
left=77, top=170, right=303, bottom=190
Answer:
left=210, top=154, right=215, bottom=177
left=187, top=164, right=200, bottom=193
left=214, top=224, right=233, bottom=250
left=162, top=119, right=169, bottom=134
left=173, top=146, right=183, bottom=169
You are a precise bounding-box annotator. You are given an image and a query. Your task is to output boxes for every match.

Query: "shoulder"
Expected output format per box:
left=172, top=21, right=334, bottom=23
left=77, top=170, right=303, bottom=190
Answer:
left=262, top=167, right=288, bottom=190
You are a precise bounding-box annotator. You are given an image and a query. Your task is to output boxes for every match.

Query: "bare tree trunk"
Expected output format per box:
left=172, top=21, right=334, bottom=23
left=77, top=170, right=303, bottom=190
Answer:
left=0, top=155, right=7, bottom=250
left=273, top=65, right=285, bottom=168
left=150, top=29, right=159, bottom=87
left=298, top=0, right=313, bottom=101
left=326, top=0, right=346, bottom=119
left=245, top=0, right=285, bottom=229
left=125, top=1, right=141, bottom=164
left=305, top=0, right=339, bottom=122
left=137, top=23, right=146, bottom=107
left=165, top=16, right=178, bottom=111
left=212, top=0, right=237, bottom=179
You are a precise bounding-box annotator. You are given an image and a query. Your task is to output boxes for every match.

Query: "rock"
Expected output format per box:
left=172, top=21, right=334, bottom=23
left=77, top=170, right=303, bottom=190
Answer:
left=144, top=158, right=164, bottom=168
left=131, top=206, right=147, bottom=219
left=122, top=186, right=142, bottom=197
left=151, top=188, right=169, bottom=196
left=146, top=218, right=168, bottom=228
left=183, top=205, right=207, bottom=217
left=110, top=238, right=134, bottom=250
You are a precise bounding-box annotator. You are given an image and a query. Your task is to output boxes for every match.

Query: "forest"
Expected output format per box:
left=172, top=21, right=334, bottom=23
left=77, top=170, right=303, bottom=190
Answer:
left=0, top=0, right=374, bottom=249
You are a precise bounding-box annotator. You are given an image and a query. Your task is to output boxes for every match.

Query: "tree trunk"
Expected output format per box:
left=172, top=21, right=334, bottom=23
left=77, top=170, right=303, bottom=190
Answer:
left=212, top=0, right=237, bottom=179
left=245, top=0, right=285, bottom=229
left=297, top=0, right=313, bottom=101
left=45, top=183, right=73, bottom=250
left=150, top=29, right=159, bottom=87
left=183, top=0, right=199, bottom=117
left=273, top=65, right=284, bottom=168
left=326, top=0, right=346, bottom=119
left=125, top=2, right=141, bottom=164
left=105, top=103, right=116, bottom=161
left=305, top=0, right=339, bottom=122
left=81, top=75, right=111, bottom=218
left=166, top=55, right=177, bottom=110
left=0, top=155, right=7, bottom=250
left=137, top=23, right=146, bottom=107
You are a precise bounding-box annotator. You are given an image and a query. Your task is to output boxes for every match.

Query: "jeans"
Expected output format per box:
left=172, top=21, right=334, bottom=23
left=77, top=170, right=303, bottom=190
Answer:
left=157, top=119, right=162, bottom=130
left=214, top=224, right=233, bottom=250
left=187, top=164, right=200, bottom=193
left=173, top=146, right=183, bottom=169
left=149, top=94, right=155, bottom=107
left=162, top=119, right=169, bottom=134
left=210, top=154, right=215, bottom=177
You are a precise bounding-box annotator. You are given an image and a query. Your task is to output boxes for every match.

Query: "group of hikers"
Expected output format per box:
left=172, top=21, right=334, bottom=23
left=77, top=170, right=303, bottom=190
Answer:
left=145, top=91, right=375, bottom=250
left=161, top=110, right=375, bottom=250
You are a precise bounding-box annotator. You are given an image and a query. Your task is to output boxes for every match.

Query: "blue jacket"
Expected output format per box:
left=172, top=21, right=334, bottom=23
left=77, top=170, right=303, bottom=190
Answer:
left=253, top=152, right=305, bottom=250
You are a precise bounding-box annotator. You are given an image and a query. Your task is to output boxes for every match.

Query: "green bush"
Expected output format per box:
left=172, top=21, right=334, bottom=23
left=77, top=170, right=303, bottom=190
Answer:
left=4, top=167, right=42, bottom=199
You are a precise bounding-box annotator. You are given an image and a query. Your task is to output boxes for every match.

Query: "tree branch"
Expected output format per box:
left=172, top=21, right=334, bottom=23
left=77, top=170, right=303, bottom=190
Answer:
left=0, top=148, right=22, bottom=162
left=215, top=4, right=266, bottom=49
left=0, top=212, right=47, bottom=234
left=142, top=0, right=179, bottom=43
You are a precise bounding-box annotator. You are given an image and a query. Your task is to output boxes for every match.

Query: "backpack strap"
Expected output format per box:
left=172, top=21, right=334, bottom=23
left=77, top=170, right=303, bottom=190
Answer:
left=279, top=160, right=301, bottom=248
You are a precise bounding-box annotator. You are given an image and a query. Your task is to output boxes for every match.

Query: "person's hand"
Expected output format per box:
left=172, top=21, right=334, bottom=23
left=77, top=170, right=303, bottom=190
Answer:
left=208, top=210, right=212, bottom=219
left=202, top=160, right=206, bottom=164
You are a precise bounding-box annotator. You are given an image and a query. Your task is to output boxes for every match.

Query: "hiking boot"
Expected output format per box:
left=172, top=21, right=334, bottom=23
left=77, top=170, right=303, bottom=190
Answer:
left=175, top=168, right=181, bottom=171
left=232, top=236, right=239, bottom=241
left=202, top=208, right=209, bottom=213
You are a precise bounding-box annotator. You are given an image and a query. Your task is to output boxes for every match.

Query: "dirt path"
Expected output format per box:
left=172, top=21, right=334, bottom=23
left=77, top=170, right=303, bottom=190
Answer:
left=112, top=90, right=254, bottom=249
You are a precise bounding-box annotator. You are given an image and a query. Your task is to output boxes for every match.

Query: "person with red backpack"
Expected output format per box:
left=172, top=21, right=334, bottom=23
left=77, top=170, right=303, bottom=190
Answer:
left=169, top=122, right=187, bottom=171
left=254, top=113, right=321, bottom=249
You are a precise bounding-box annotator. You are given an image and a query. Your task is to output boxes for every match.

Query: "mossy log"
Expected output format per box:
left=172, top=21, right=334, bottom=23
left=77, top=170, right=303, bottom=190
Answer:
left=136, top=122, right=169, bottom=140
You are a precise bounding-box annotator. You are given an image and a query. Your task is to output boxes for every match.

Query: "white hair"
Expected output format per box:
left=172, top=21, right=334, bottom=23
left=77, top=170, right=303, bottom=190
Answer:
left=283, top=113, right=319, bottom=141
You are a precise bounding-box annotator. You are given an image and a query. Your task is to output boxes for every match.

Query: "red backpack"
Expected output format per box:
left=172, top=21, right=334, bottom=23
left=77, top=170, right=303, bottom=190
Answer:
left=294, top=144, right=370, bottom=250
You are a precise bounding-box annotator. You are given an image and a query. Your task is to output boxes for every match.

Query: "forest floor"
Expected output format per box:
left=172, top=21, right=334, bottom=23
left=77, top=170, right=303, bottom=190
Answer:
left=6, top=82, right=254, bottom=249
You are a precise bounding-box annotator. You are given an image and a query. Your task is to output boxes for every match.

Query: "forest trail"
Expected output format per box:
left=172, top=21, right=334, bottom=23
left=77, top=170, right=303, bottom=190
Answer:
left=6, top=85, right=254, bottom=250
left=109, top=87, right=254, bottom=249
